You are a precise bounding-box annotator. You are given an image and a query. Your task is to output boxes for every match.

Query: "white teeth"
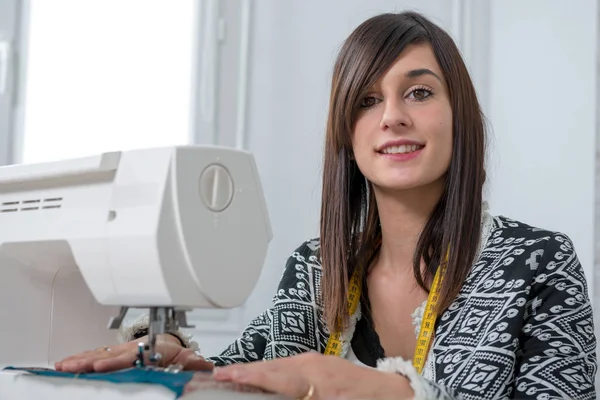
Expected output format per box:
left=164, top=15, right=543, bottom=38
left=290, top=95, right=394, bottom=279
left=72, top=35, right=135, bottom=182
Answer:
left=381, top=144, right=422, bottom=154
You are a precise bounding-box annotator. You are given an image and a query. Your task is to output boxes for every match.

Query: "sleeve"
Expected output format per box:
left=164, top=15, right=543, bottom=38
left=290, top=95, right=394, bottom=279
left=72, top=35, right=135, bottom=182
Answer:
left=376, top=358, right=464, bottom=399
left=376, top=233, right=597, bottom=400
left=512, top=233, right=597, bottom=399
left=205, top=309, right=271, bottom=366
left=208, top=239, right=318, bottom=366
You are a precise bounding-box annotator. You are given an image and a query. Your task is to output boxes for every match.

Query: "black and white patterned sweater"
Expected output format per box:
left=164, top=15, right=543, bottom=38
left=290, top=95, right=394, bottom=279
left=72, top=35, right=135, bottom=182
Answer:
left=203, top=214, right=597, bottom=399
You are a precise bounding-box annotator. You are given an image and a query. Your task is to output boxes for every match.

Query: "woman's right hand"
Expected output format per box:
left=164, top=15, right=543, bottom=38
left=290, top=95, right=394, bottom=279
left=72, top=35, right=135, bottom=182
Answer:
left=55, top=334, right=215, bottom=373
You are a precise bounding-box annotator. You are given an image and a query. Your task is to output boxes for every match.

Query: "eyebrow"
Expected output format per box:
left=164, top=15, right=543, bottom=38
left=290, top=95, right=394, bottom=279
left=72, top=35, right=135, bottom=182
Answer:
left=405, top=68, right=442, bottom=82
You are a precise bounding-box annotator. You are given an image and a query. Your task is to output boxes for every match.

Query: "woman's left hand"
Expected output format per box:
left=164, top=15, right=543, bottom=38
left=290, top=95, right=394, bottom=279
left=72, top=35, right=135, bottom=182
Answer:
left=212, top=352, right=414, bottom=400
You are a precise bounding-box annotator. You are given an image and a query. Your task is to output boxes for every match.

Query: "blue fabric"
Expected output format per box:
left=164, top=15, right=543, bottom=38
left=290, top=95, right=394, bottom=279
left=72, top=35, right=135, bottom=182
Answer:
left=3, top=366, right=195, bottom=398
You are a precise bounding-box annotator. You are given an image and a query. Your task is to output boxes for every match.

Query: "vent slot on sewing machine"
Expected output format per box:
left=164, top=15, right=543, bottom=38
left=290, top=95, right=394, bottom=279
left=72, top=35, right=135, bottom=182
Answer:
left=1, top=197, right=63, bottom=213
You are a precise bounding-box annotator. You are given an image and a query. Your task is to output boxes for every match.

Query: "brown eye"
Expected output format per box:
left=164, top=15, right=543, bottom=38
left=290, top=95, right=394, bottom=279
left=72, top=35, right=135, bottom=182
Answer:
left=360, top=96, right=379, bottom=108
left=413, top=89, right=427, bottom=100
left=407, top=88, right=433, bottom=101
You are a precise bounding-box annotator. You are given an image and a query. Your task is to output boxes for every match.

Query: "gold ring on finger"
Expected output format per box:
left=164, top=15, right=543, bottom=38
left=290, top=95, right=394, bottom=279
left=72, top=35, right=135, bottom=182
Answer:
left=297, top=383, right=314, bottom=400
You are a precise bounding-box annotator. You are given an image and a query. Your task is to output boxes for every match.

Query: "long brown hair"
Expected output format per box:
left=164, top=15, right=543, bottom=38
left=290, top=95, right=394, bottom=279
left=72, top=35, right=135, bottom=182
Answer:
left=320, top=11, right=486, bottom=331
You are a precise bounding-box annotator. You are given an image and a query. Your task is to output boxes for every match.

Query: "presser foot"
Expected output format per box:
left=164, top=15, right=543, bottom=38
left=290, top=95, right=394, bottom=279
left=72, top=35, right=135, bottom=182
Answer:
left=133, top=342, right=163, bottom=369
left=132, top=340, right=182, bottom=373
left=131, top=343, right=182, bottom=373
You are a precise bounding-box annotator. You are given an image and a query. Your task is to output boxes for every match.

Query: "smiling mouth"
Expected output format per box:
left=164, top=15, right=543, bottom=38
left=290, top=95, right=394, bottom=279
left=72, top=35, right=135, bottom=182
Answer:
left=378, top=144, right=425, bottom=154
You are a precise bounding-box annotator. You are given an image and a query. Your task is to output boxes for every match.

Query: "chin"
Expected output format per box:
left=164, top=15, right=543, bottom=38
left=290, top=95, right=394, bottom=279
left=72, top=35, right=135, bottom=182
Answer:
left=370, top=174, right=446, bottom=194
left=374, top=180, right=425, bottom=192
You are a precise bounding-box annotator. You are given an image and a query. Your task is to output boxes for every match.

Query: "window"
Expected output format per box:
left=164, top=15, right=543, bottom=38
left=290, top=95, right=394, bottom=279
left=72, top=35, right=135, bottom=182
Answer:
left=21, top=0, right=196, bottom=164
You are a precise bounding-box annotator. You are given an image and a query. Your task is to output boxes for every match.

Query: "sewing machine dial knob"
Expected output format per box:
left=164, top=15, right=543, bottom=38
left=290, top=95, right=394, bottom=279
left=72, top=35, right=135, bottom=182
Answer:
left=199, top=164, right=234, bottom=212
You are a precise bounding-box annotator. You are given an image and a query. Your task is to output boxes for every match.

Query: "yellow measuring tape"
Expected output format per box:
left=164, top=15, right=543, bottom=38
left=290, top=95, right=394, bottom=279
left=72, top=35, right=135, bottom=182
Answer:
left=325, top=252, right=445, bottom=375
left=412, top=266, right=443, bottom=373
left=324, top=271, right=362, bottom=356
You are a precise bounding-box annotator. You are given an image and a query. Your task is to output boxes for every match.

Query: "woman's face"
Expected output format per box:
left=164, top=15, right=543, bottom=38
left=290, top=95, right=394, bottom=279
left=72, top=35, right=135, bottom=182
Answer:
left=352, top=43, right=453, bottom=194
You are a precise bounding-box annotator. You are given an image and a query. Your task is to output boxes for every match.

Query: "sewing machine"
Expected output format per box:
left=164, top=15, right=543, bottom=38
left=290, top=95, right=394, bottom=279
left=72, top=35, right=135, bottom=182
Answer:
left=0, top=146, right=273, bottom=398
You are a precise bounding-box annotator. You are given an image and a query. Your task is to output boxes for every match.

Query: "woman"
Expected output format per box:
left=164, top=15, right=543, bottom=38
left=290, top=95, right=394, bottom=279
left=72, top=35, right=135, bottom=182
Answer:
left=56, top=11, right=597, bottom=400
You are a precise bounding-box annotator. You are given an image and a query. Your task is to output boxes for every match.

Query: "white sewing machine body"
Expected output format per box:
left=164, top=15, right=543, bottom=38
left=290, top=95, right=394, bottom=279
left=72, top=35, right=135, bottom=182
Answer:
left=0, top=146, right=272, bottom=368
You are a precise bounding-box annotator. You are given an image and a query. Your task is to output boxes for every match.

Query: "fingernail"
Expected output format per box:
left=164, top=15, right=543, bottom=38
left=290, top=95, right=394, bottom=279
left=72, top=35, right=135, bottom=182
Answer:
left=213, top=366, right=235, bottom=380
left=66, top=361, right=83, bottom=370
left=61, top=362, right=73, bottom=370
left=54, top=362, right=61, bottom=370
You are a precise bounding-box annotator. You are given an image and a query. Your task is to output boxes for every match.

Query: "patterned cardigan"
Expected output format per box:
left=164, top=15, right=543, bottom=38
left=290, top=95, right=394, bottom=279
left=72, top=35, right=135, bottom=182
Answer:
left=126, top=215, right=597, bottom=399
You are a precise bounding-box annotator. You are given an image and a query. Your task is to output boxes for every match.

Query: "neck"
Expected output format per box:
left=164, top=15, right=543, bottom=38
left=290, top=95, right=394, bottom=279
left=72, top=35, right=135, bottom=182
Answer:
left=373, top=182, right=443, bottom=274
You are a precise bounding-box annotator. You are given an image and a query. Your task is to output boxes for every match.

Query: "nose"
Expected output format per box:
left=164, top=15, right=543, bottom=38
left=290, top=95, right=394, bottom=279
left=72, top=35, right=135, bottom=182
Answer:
left=379, top=99, right=412, bottom=131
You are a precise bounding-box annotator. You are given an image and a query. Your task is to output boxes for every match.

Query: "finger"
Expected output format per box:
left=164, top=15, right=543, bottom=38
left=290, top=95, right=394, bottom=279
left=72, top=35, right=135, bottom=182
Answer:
left=56, top=344, right=129, bottom=368
left=214, top=366, right=309, bottom=398
left=59, top=349, right=120, bottom=372
left=59, top=348, right=126, bottom=373
left=175, top=350, right=215, bottom=371
left=92, top=348, right=140, bottom=372
left=213, top=356, right=300, bottom=379
left=57, top=348, right=102, bottom=365
left=57, top=351, right=93, bottom=365
left=213, top=361, right=311, bottom=398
